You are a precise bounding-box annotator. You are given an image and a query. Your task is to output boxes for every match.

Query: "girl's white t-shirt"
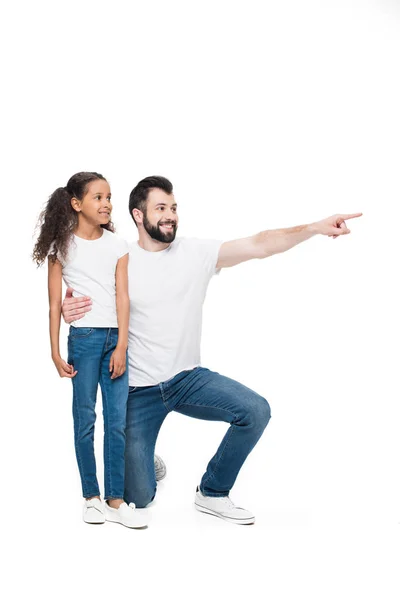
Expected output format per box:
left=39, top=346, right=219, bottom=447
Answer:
left=60, top=229, right=129, bottom=327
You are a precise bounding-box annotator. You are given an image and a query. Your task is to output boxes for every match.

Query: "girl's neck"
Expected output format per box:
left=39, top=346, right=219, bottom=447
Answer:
left=74, top=219, right=103, bottom=241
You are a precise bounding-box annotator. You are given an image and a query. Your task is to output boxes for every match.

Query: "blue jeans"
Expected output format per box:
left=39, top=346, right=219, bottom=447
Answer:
left=68, top=327, right=128, bottom=499
left=125, top=367, right=271, bottom=507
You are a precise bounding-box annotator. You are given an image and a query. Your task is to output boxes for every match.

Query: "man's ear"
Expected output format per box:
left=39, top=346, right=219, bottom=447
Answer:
left=71, top=197, right=81, bottom=213
left=132, top=208, right=143, bottom=225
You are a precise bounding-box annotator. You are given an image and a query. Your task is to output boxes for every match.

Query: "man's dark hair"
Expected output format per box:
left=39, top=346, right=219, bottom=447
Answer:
left=129, top=176, right=173, bottom=225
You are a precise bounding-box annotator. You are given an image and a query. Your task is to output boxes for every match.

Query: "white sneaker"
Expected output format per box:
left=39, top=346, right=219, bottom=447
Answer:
left=154, top=454, right=167, bottom=482
left=194, top=487, right=255, bottom=525
left=105, top=502, right=149, bottom=529
left=83, top=498, right=105, bottom=524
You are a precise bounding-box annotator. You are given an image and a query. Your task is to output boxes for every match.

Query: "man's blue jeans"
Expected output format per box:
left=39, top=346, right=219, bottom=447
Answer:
left=68, top=327, right=128, bottom=499
left=125, top=367, right=271, bottom=507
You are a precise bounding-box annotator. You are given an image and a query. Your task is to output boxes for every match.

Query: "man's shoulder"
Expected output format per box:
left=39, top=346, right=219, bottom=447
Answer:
left=175, top=237, right=219, bottom=249
left=127, top=237, right=201, bottom=252
left=126, top=237, right=222, bottom=257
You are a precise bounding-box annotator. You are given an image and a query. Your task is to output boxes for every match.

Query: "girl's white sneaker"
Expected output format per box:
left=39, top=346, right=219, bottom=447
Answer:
left=83, top=498, right=105, bottom=524
left=105, top=502, right=149, bottom=528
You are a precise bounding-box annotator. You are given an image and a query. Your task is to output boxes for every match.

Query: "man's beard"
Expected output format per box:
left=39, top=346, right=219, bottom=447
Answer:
left=143, top=213, right=177, bottom=243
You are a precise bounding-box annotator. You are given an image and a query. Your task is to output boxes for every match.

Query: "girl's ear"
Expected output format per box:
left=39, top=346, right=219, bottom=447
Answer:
left=71, top=197, right=81, bottom=213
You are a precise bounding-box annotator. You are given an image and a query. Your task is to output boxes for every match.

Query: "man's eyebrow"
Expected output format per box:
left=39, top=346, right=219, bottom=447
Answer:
left=155, top=202, right=177, bottom=207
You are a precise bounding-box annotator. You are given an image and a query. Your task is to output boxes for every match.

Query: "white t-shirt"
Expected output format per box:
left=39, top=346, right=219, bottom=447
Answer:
left=128, top=237, right=222, bottom=386
left=60, top=229, right=129, bottom=327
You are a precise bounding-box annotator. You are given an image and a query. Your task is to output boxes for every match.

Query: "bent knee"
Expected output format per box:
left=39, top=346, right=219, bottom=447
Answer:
left=125, top=487, right=155, bottom=508
left=249, top=396, right=271, bottom=429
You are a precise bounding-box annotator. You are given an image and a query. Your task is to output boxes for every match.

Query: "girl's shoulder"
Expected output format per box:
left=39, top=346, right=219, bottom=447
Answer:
left=102, top=229, right=129, bottom=257
left=48, top=240, right=65, bottom=266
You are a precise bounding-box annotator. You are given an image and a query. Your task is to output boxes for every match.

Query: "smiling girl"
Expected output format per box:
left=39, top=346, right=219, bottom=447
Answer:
left=33, top=171, right=147, bottom=528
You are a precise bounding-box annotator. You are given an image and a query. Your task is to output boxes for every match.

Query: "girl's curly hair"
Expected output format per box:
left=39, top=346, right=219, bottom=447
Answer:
left=33, top=171, right=115, bottom=266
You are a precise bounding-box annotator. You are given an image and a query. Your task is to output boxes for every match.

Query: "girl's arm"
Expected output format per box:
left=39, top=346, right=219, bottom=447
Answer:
left=48, top=258, right=77, bottom=378
left=109, top=254, right=130, bottom=379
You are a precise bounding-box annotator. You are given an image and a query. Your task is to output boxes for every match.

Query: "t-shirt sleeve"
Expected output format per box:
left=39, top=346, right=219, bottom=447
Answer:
left=114, top=235, right=129, bottom=259
left=188, top=238, right=223, bottom=278
left=47, top=241, right=64, bottom=265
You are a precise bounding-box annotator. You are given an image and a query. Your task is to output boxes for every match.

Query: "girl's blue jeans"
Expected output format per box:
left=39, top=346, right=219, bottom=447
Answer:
left=68, top=326, right=128, bottom=500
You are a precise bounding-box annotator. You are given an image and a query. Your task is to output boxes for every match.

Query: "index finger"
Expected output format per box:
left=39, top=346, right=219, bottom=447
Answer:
left=66, top=297, right=92, bottom=308
left=339, top=213, right=363, bottom=220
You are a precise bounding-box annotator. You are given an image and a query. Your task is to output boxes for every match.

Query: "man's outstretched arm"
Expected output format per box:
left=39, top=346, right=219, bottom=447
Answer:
left=216, top=213, right=362, bottom=269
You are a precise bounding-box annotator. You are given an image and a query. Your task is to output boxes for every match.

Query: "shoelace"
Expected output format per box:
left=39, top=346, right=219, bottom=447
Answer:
left=220, top=497, right=246, bottom=511
left=86, top=501, right=103, bottom=514
left=221, top=497, right=236, bottom=508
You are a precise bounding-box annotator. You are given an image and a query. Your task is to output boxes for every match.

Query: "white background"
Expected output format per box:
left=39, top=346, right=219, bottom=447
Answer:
left=1, top=0, right=399, bottom=598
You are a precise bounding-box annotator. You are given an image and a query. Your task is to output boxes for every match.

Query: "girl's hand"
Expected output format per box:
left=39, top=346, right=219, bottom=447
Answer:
left=109, top=347, right=126, bottom=379
left=53, top=356, right=77, bottom=378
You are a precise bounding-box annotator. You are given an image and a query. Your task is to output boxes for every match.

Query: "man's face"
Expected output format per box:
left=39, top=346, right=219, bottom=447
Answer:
left=141, top=189, right=179, bottom=243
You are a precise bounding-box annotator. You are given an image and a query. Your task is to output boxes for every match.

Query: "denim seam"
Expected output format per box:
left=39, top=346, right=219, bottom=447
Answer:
left=105, top=327, right=111, bottom=350
left=100, top=370, right=113, bottom=499
left=102, top=330, right=114, bottom=497
left=173, top=402, right=239, bottom=494
left=159, top=384, right=170, bottom=409
left=70, top=328, right=95, bottom=339
left=175, top=403, right=238, bottom=419
left=73, top=383, right=90, bottom=497
left=201, top=422, right=237, bottom=492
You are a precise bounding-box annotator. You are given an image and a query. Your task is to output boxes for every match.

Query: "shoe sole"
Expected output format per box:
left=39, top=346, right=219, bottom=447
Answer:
left=155, top=469, right=167, bottom=482
left=83, top=513, right=106, bottom=524
left=194, top=503, right=255, bottom=525
left=155, top=461, right=167, bottom=482
left=84, top=520, right=105, bottom=524
left=105, top=515, right=148, bottom=529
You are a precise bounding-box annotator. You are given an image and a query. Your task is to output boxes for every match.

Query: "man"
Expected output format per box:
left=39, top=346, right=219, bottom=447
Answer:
left=62, top=176, right=361, bottom=525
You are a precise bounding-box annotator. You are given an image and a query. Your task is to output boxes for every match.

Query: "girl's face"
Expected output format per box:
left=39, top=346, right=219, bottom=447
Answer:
left=72, top=179, right=112, bottom=226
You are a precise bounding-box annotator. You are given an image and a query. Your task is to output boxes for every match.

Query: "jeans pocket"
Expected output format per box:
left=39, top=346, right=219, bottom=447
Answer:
left=69, top=326, right=95, bottom=338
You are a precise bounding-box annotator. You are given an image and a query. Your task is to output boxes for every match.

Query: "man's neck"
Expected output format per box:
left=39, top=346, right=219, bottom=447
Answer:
left=137, top=233, right=171, bottom=253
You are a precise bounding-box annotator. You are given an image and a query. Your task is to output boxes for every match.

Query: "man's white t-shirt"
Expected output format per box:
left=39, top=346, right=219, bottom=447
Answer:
left=60, top=229, right=129, bottom=327
left=128, top=237, right=222, bottom=387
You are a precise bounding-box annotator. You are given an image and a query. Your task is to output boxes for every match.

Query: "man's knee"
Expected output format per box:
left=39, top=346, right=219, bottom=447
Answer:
left=125, top=485, right=156, bottom=508
left=261, top=397, right=271, bottom=427
left=124, top=441, right=156, bottom=507
left=248, top=394, right=271, bottom=431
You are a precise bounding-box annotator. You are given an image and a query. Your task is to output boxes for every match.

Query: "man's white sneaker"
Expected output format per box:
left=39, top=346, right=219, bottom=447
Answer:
left=154, top=454, right=167, bottom=482
left=105, top=502, right=149, bottom=529
left=194, top=487, right=255, bottom=525
left=83, top=498, right=105, bottom=524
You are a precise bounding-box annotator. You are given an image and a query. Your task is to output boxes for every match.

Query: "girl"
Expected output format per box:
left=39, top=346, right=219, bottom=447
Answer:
left=33, top=171, right=147, bottom=528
